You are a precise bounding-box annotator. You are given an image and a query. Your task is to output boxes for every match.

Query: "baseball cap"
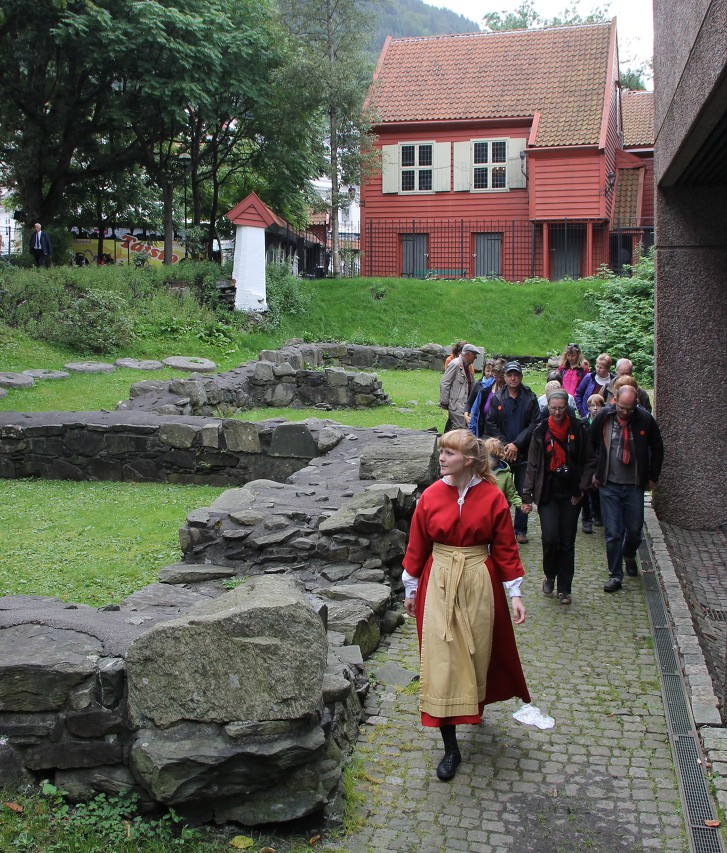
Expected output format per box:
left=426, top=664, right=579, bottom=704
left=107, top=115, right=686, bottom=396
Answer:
left=504, top=361, right=523, bottom=374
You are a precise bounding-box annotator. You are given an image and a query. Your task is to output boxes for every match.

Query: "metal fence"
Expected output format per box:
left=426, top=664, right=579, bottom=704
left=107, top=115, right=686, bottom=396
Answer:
left=334, top=217, right=654, bottom=280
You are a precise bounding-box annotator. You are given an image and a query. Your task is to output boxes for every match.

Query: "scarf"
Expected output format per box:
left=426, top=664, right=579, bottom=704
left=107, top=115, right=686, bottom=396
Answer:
left=617, top=416, right=632, bottom=464
left=547, top=415, right=571, bottom=471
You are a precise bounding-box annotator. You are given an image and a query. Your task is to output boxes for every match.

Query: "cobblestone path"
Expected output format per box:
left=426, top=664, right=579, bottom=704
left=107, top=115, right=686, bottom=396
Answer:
left=332, top=514, right=687, bottom=853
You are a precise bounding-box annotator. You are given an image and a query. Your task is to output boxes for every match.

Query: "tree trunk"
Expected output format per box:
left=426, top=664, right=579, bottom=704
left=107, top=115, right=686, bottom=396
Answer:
left=163, top=180, right=174, bottom=265
left=327, top=0, right=340, bottom=277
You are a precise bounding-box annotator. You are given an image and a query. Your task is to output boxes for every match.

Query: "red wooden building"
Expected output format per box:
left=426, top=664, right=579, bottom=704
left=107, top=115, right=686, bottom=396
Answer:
left=361, top=21, right=652, bottom=280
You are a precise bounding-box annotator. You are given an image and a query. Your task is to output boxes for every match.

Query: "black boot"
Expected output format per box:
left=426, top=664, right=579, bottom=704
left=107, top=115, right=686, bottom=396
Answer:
left=436, top=724, right=461, bottom=781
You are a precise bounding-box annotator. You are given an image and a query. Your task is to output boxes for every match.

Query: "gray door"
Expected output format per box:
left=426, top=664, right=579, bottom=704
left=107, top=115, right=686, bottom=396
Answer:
left=473, top=232, right=502, bottom=277
left=401, top=234, right=428, bottom=278
left=550, top=226, right=584, bottom=280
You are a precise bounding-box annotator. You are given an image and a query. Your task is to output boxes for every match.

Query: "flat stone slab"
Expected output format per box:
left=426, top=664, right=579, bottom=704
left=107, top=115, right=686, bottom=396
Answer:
left=158, top=564, right=237, bottom=585
left=64, top=361, right=116, bottom=374
left=115, top=359, right=164, bottom=371
left=22, top=369, right=70, bottom=380
left=162, top=356, right=216, bottom=372
left=0, top=372, right=34, bottom=389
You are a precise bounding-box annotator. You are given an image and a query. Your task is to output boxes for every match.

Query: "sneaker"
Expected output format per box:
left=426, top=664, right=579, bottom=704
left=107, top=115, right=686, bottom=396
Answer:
left=582, top=520, right=593, bottom=534
left=625, top=558, right=638, bottom=576
left=558, top=592, right=571, bottom=605
left=542, top=577, right=555, bottom=596
left=516, top=533, right=529, bottom=544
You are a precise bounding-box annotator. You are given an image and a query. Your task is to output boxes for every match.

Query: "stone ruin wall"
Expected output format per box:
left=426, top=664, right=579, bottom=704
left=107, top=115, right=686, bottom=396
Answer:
left=0, top=363, right=440, bottom=826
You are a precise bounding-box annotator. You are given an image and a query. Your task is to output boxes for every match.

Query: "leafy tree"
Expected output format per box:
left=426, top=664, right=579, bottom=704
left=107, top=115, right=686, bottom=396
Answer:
left=574, top=249, right=654, bottom=384
left=278, top=0, right=377, bottom=276
left=620, top=66, right=648, bottom=91
left=483, top=1, right=609, bottom=31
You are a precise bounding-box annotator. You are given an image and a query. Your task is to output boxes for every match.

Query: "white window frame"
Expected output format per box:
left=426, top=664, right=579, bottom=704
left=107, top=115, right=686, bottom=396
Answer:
left=471, top=138, right=509, bottom=192
left=399, top=141, right=435, bottom=194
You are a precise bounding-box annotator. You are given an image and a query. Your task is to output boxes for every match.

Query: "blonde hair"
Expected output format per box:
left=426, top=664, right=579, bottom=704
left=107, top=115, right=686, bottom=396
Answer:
left=439, top=429, right=497, bottom=486
left=484, top=437, right=506, bottom=460
left=544, top=380, right=562, bottom=396
left=613, top=374, right=638, bottom=391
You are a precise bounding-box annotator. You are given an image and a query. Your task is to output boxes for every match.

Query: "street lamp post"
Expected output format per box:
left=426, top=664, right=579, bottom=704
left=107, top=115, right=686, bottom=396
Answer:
left=178, top=152, right=192, bottom=259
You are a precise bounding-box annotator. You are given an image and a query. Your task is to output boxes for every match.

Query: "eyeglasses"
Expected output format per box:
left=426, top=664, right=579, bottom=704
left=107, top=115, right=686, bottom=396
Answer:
left=548, top=405, right=567, bottom=412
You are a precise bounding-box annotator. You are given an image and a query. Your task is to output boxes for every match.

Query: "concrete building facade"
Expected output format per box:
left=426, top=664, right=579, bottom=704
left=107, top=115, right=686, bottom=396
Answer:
left=652, top=0, right=727, bottom=529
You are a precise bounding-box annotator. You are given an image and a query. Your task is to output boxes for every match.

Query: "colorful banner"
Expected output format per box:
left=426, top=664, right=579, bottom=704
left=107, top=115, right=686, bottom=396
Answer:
left=72, top=233, right=185, bottom=266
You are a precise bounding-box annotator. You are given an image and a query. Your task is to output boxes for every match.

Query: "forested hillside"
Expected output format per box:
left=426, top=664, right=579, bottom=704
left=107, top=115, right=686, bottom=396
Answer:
left=371, top=0, right=480, bottom=57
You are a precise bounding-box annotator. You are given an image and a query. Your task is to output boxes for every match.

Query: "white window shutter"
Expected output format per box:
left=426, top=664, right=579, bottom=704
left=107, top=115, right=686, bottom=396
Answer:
left=432, top=142, right=451, bottom=192
left=453, top=141, right=471, bottom=191
left=381, top=144, right=399, bottom=194
left=507, top=138, right=527, bottom=189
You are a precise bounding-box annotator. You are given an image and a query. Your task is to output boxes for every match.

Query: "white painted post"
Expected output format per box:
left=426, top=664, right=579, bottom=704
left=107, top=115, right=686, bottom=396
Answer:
left=232, top=224, right=267, bottom=312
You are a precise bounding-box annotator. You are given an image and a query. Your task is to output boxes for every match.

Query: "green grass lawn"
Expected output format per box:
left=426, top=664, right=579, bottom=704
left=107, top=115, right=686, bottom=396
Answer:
left=0, top=480, right=224, bottom=605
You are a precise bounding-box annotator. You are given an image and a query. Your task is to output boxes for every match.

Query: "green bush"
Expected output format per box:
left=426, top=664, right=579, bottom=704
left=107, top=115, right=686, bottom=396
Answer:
left=574, top=249, right=654, bottom=384
left=54, top=288, right=134, bottom=352
left=263, top=262, right=311, bottom=328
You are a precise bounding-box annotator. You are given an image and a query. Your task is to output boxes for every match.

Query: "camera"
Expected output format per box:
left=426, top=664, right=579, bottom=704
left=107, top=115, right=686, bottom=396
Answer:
left=554, top=465, right=571, bottom=479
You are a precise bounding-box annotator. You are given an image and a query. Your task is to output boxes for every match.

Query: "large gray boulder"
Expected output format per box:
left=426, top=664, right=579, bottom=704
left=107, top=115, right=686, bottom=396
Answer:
left=0, top=625, right=102, bottom=711
left=359, top=433, right=438, bottom=487
left=318, top=491, right=395, bottom=535
left=126, top=577, right=327, bottom=729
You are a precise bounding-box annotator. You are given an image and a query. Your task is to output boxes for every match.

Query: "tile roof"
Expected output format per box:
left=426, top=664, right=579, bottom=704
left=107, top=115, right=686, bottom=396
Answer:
left=368, top=22, right=614, bottom=147
left=613, top=168, right=640, bottom=222
left=621, top=89, right=654, bottom=148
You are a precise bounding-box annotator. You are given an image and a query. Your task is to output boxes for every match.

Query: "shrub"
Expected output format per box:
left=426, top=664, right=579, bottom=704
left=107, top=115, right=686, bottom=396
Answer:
left=574, top=249, right=654, bottom=384
left=263, top=263, right=311, bottom=328
left=53, top=288, right=134, bottom=352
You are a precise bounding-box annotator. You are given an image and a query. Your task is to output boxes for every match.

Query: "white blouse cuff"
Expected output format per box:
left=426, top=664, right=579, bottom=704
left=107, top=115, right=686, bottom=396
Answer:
left=402, top=569, right=418, bottom=598
left=504, top=577, right=523, bottom=598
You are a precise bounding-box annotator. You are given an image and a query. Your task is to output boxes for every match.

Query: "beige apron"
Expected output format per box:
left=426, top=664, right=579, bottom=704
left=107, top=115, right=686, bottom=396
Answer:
left=419, top=543, right=495, bottom=718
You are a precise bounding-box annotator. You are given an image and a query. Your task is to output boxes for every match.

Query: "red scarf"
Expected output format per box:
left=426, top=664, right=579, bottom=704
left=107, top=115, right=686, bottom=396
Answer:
left=617, top=416, right=631, bottom=464
left=547, top=415, right=571, bottom=471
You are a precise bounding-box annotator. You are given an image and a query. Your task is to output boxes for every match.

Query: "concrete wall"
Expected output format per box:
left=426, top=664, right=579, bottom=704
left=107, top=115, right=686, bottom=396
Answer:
left=652, top=0, right=727, bottom=528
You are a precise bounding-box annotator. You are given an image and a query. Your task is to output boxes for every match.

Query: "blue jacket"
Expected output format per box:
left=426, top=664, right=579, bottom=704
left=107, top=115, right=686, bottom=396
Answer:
left=575, top=370, right=613, bottom=417
left=467, top=376, right=496, bottom=437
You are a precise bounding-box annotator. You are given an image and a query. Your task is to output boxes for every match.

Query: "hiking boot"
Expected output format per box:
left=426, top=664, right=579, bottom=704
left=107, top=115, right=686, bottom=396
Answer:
left=558, top=592, right=571, bottom=605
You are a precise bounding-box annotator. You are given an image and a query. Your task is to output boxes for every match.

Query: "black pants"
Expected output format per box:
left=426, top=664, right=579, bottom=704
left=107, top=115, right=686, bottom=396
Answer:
left=581, top=487, right=601, bottom=523
left=31, top=249, right=49, bottom=268
left=538, top=497, right=581, bottom=594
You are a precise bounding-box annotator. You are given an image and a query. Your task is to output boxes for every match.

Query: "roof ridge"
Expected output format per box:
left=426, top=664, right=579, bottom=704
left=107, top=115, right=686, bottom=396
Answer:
left=389, top=20, right=612, bottom=44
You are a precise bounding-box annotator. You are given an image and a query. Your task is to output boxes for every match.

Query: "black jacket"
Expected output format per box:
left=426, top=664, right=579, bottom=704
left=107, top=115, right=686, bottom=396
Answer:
left=590, top=404, right=664, bottom=489
left=484, top=384, right=540, bottom=454
left=29, top=230, right=52, bottom=256
left=523, top=417, right=595, bottom=504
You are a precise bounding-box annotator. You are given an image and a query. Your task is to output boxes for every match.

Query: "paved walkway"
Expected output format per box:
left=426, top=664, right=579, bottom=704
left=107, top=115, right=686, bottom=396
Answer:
left=328, top=515, right=687, bottom=853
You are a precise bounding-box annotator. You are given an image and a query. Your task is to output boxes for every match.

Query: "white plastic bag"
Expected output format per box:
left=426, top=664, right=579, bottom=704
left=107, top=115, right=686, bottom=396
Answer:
left=512, top=702, right=555, bottom=730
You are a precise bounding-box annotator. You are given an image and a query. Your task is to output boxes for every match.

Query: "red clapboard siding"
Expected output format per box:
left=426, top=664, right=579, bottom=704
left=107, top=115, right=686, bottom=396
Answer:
left=528, top=150, right=604, bottom=219
left=362, top=123, right=531, bottom=222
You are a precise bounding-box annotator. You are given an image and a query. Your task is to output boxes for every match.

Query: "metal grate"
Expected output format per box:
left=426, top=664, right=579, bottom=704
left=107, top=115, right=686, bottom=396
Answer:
left=639, top=540, right=725, bottom=853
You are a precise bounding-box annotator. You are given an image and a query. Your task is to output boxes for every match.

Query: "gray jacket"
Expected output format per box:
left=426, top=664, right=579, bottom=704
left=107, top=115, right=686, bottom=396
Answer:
left=439, top=357, right=472, bottom=416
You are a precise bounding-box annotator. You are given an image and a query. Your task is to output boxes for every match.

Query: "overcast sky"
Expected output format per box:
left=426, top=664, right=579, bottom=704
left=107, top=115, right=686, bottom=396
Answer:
left=431, top=0, right=653, bottom=83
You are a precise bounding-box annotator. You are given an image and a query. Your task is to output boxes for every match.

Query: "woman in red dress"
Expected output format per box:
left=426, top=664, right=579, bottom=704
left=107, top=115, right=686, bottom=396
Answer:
left=402, top=429, right=530, bottom=781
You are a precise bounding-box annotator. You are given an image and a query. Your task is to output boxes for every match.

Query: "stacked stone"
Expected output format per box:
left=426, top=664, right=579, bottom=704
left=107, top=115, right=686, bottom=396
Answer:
left=0, top=413, right=324, bottom=487
left=0, top=577, right=367, bottom=825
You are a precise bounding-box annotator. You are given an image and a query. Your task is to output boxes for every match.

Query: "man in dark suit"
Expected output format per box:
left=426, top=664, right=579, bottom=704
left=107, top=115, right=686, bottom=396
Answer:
left=29, top=223, right=52, bottom=267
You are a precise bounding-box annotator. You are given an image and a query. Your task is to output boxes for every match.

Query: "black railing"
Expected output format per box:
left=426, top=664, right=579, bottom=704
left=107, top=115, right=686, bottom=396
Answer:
left=331, top=217, right=654, bottom=280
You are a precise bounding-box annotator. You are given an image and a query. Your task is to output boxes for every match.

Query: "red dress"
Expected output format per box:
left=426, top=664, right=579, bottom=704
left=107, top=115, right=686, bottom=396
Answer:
left=402, top=478, right=531, bottom=726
